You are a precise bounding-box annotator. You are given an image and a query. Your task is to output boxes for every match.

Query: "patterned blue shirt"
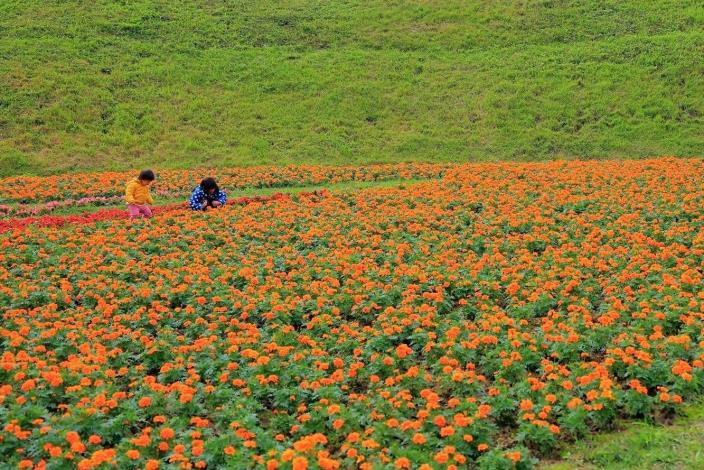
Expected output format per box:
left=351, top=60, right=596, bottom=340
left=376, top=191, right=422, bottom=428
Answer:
left=189, top=186, right=227, bottom=210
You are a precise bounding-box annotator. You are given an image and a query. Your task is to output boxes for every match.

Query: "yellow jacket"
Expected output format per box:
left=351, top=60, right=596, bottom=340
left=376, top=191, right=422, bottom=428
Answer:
left=125, top=179, right=154, bottom=205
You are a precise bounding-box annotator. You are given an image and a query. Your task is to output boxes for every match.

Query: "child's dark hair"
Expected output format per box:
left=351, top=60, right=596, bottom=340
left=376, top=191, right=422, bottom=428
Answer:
left=139, top=169, right=155, bottom=181
left=200, top=177, right=219, bottom=193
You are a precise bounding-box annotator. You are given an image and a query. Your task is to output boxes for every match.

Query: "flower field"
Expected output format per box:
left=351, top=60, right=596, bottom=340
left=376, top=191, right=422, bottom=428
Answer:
left=0, top=163, right=451, bottom=203
left=0, top=194, right=292, bottom=234
left=1, top=158, right=703, bottom=470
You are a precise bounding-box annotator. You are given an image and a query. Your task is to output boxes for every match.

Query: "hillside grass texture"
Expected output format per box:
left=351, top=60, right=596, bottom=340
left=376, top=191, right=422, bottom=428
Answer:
left=1, top=0, right=703, bottom=175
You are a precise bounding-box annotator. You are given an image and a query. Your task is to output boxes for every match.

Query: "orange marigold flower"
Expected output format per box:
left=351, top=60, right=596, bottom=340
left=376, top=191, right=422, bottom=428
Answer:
left=20, top=380, right=36, bottom=392
left=506, top=451, right=521, bottom=462
left=395, top=343, right=413, bottom=359
left=292, top=456, right=308, bottom=470
left=267, top=460, right=279, bottom=470
left=434, top=452, right=449, bottom=464
left=145, top=459, right=160, bottom=470
left=138, top=397, right=152, bottom=408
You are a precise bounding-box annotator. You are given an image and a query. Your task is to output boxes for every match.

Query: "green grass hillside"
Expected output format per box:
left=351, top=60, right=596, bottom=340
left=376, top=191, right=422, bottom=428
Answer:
left=1, top=1, right=703, bottom=174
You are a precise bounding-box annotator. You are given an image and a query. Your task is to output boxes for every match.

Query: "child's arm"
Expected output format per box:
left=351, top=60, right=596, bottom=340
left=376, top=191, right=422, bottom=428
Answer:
left=147, top=192, right=154, bottom=205
left=217, top=190, right=227, bottom=206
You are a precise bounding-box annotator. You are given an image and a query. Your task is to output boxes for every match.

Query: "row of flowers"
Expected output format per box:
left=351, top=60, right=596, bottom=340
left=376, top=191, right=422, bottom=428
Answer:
left=0, top=196, right=126, bottom=218
left=0, top=193, right=296, bottom=234
left=0, top=162, right=452, bottom=203
left=0, top=159, right=702, bottom=469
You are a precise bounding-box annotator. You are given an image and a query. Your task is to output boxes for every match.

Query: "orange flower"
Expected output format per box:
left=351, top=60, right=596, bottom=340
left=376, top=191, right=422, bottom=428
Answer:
left=506, top=451, right=521, bottom=462
left=332, top=419, right=345, bottom=430
left=395, top=344, right=413, bottom=359
left=477, top=404, right=492, bottom=418
left=20, top=380, right=36, bottom=392
left=292, top=456, right=308, bottom=470
left=266, top=460, right=279, bottom=470
left=138, top=397, right=152, bottom=408
left=145, top=459, right=160, bottom=470
left=434, top=452, right=449, bottom=464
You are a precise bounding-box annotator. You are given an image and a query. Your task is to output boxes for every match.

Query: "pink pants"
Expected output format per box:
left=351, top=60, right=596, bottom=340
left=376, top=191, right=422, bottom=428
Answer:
left=127, top=204, right=153, bottom=218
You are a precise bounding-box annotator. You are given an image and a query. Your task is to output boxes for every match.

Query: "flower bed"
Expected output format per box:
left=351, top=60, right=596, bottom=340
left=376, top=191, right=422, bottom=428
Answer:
left=0, top=159, right=703, bottom=469
left=0, top=163, right=451, bottom=203
left=0, top=193, right=296, bottom=234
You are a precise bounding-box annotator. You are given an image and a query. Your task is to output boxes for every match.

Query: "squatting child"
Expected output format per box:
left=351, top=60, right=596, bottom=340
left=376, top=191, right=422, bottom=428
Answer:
left=125, top=169, right=156, bottom=218
left=189, top=177, right=227, bottom=211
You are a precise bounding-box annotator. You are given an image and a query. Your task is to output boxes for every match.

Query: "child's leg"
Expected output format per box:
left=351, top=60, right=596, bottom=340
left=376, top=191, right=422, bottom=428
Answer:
left=141, top=206, right=153, bottom=218
left=127, top=204, right=142, bottom=218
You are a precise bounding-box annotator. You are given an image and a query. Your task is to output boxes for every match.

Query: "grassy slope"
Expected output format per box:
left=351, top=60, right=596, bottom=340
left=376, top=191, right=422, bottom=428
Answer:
left=543, top=403, right=704, bottom=470
left=1, top=1, right=703, bottom=174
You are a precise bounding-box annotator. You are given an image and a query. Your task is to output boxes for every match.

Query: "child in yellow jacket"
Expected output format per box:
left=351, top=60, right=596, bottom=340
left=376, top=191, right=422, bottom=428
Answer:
left=125, top=169, right=155, bottom=218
